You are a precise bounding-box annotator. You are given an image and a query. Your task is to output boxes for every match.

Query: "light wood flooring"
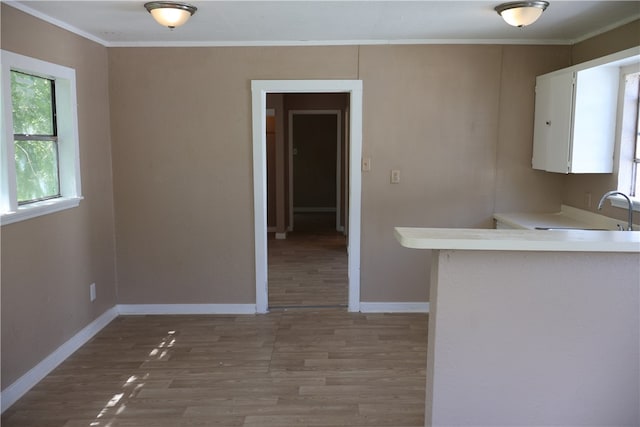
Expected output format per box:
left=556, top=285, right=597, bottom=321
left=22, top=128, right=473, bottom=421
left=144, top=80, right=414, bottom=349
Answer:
left=268, top=213, right=348, bottom=309
left=1, top=311, right=428, bottom=427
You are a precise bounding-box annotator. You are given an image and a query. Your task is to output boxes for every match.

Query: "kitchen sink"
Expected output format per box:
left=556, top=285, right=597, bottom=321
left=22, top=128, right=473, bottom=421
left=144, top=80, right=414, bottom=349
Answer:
left=534, top=227, right=610, bottom=231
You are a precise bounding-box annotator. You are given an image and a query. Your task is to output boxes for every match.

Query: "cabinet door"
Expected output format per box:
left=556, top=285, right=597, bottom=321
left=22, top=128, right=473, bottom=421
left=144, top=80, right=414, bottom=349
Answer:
left=532, top=71, right=574, bottom=173
left=571, top=67, right=618, bottom=173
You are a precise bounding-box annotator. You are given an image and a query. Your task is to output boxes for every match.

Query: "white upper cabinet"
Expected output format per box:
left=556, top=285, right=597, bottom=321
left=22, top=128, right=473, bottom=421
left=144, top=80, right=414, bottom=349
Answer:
left=532, top=70, right=575, bottom=173
left=532, top=47, right=640, bottom=174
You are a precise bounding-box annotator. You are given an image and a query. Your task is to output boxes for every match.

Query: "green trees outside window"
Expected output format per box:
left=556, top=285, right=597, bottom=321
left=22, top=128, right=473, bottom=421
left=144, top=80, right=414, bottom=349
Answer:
left=10, top=70, right=60, bottom=204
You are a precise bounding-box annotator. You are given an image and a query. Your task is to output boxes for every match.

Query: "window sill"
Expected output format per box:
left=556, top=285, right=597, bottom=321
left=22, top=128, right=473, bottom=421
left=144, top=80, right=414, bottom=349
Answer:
left=608, top=195, right=640, bottom=213
left=1, top=196, right=83, bottom=226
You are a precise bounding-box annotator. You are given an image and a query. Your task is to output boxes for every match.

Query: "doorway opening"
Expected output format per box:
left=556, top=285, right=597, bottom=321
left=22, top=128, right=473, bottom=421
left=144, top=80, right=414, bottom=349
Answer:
left=289, top=110, right=343, bottom=234
left=268, top=104, right=345, bottom=309
left=251, top=80, right=363, bottom=313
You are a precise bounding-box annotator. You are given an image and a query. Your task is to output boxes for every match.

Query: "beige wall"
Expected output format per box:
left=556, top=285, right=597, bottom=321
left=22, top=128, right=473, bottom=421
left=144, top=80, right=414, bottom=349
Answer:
left=0, top=5, right=117, bottom=388
left=359, top=44, right=571, bottom=301
left=109, top=44, right=571, bottom=305
left=572, top=19, right=640, bottom=64
left=108, top=46, right=358, bottom=304
left=494, top=45, right=571, bottom=214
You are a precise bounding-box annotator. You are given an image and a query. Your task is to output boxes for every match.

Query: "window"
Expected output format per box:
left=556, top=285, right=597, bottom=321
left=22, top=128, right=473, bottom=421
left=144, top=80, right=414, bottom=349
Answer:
left=618, top=70, right=640, bottom=199
left=632, top=74, right=640, bottom=197
left=11, top=71, right=61, bottom=204
left=1, top=50, right=82, bottom=225
left=615, top=67, right=640, bottom=207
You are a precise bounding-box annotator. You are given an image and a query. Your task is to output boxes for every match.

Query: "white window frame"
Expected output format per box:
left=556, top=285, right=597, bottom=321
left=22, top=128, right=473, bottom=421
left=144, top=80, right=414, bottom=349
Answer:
left=614, top=62, right=640, bottom=212
left=1, top=50, right=82, bottom=225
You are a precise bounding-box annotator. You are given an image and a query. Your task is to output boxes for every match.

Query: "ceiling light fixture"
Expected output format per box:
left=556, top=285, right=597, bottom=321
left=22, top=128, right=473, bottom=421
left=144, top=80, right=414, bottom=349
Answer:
left=144, top=1, right=197, bottom=29
left=494, top=1, right=549, bottom=27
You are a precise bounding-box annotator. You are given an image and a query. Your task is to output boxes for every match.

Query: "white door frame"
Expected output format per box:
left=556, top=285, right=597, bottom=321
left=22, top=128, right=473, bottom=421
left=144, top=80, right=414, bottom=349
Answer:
left=289, top=110, right=342, bottom=232
left=251, top=80, right=362, bottom=313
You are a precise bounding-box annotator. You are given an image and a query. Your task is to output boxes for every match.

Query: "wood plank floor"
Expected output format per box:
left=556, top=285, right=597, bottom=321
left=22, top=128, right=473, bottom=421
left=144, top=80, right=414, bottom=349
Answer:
left=1, top=311, right=428, bottom=427
left=268, top=213, right=348, bottom=309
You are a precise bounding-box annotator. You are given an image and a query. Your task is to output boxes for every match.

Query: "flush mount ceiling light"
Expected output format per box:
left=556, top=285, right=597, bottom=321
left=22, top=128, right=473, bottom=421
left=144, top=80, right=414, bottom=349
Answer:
left=495, top=1, right=549, bottom=27
left=144, top=1, right=197, bottom=29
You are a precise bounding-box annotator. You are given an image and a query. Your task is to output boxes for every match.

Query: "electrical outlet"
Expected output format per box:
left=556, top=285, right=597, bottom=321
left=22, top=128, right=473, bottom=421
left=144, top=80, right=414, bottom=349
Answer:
left=90, top=283, right=96, bottom=302
left=391, top=169, right=401, bottom=184
left=362, top=157, right=371, bottom=172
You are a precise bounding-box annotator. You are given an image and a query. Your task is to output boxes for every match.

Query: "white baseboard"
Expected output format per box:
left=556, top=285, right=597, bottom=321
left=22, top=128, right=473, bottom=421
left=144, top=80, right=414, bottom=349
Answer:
left=116, top=304, right=257, bottom=315
left=1, top=301, right=422, bottom=413
left=0, top=307, right=118, bottom=414
left=0, top=303, right=257, bottom=413
left=359, top=302, right=430, bottom=313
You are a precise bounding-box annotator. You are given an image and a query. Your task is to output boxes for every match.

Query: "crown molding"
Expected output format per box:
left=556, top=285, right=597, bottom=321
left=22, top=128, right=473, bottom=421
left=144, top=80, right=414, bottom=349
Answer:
left=4, top=0, right=109, bottom=46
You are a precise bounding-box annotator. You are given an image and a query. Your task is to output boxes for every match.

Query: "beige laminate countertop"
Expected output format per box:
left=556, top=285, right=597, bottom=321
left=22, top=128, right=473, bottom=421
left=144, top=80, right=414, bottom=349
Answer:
left=493, top=205, right=638, bottom=231
left=394, top=227, right=640, bottom=253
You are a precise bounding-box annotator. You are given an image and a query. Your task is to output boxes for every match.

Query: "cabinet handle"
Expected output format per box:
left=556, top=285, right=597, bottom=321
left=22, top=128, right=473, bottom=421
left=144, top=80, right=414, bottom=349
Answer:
left=546, top=121, right=551, bottom=126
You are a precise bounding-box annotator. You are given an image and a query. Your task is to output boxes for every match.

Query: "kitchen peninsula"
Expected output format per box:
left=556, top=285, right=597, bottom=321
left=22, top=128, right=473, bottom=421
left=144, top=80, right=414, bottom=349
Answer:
left=395, top=227, right=640, bottom=427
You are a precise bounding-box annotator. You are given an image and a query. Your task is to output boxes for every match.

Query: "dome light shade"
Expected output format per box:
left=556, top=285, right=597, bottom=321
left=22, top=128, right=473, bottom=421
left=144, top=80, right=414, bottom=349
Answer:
left=495, top=1, right=549, bottom=27
left=144, top=1, right=197, bottom=29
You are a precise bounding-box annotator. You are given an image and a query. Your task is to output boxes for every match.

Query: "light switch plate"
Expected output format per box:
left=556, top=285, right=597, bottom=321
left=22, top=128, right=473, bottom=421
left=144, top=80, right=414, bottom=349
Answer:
left=391, top=169, right=400, bottom=184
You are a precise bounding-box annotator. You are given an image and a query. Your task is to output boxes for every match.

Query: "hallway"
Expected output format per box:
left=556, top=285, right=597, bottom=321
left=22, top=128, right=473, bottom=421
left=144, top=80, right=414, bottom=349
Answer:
left=268, top=213, right=347, bottom=309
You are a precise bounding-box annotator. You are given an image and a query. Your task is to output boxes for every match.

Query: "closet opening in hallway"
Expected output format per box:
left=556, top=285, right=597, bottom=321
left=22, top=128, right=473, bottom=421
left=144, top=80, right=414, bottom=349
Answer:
left=266, top=93, right=350, bottom=309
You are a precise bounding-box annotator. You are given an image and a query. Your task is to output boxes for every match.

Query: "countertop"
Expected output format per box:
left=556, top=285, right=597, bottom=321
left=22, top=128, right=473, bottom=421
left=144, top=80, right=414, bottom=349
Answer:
left=493, top=205, right=637, bottom=231
left=394, top=227, right=640, bottom=253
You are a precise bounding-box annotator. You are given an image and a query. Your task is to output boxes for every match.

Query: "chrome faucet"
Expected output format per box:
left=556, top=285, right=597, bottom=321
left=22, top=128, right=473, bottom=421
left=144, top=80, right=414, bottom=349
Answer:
left=597, top=191, right=634, bottom=231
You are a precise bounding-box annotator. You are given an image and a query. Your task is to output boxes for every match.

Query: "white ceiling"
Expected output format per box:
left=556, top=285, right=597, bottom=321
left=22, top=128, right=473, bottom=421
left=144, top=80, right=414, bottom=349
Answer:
left=6, top=1, right=640, bottom=47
